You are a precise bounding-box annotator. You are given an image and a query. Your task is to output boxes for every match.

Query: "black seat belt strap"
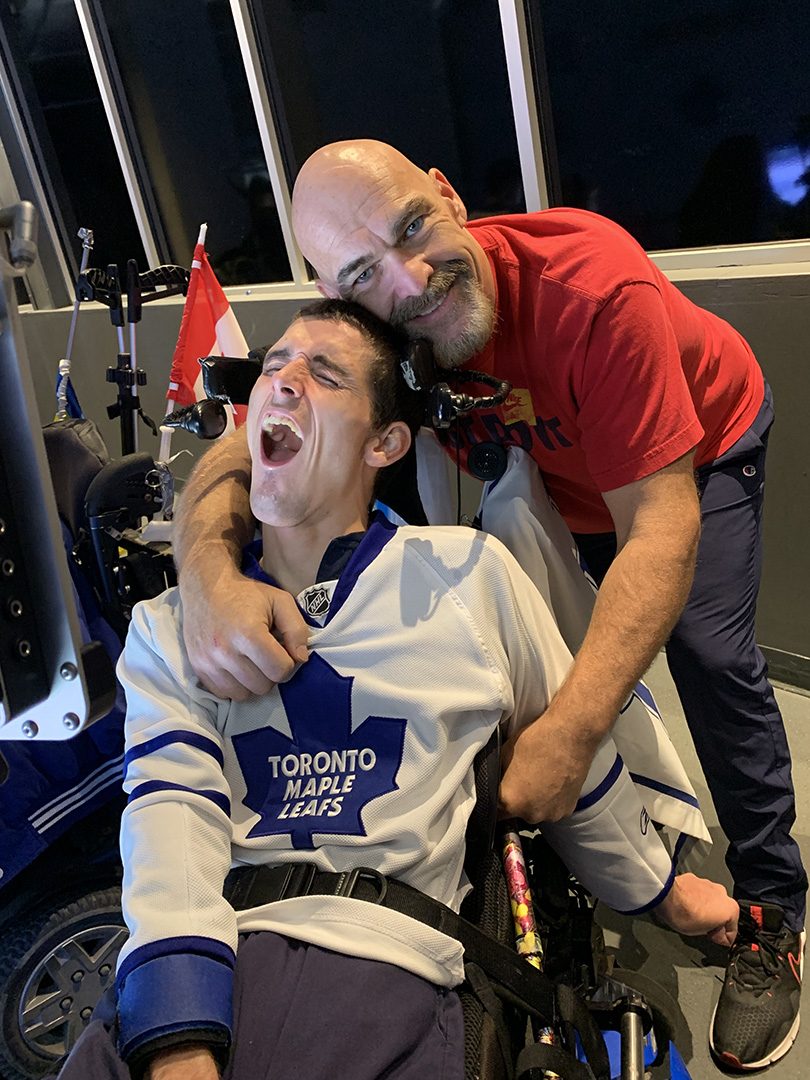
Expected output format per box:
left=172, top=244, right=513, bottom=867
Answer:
left=224, top=863, right=610, bottom=1079
left=465, top=963, right=516, bottom=1080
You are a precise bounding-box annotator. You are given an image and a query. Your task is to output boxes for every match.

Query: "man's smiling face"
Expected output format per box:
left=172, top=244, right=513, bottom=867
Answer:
left=292, top=142, right=496, bottom=369
left=247, top=316, right=382, bottom=530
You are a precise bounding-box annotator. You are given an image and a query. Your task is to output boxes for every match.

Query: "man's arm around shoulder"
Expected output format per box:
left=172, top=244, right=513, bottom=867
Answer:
left=500, top=452, right=700, bottom=823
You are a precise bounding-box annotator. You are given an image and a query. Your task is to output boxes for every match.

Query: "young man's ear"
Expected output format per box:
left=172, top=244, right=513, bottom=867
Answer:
left=364, top=421, right=412, bottom=470
left=428, top=167, right=468, bottom=226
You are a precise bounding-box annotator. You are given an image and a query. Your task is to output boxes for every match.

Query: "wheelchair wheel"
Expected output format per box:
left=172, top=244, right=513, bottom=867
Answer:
left=0, top=886, right=127, bottom=1080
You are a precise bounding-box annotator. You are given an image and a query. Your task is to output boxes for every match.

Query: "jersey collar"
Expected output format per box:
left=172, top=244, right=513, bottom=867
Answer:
left=241, top=511, right=398, bottom=627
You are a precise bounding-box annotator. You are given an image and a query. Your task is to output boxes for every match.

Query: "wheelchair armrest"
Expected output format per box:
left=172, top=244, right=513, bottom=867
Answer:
left=85, top=453, right=162, bottom=526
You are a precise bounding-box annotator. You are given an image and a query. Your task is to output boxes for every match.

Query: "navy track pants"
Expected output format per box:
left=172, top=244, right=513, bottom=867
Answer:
left=54, top=932, right=465, bottom=1080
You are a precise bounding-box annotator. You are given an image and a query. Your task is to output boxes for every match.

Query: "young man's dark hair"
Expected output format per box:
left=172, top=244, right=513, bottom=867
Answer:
left=296, top=298, right=428, bottom=440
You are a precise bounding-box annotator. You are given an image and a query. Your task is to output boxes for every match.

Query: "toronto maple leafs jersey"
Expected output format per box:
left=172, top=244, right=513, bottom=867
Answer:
left=115, top=514, right=675, bottom=1062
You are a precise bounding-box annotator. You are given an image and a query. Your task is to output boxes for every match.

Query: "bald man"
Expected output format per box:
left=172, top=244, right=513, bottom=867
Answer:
left=174, top=141, right=805, bottom=1070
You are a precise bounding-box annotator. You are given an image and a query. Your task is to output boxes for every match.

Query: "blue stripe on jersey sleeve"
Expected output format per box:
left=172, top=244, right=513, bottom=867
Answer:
left=614, top=859, right=676, bottom=916
left=628, top=771, right=701, bottom=810
left=116, top=952, right=233, bottom=1062
left=574, top=752, right=624, bottom=812
left=117, top=936, right=236, bottom=985
left=125, top=730, right=224, bottom=770
left=127, top=780, right=230, bottom=816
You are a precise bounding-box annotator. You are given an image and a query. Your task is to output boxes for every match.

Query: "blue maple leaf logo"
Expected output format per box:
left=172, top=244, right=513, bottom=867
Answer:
left=233, top=653, right=407, bottom=849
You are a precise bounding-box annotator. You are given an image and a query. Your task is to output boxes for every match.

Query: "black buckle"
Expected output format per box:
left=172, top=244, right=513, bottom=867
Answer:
left=333, top=867, right=388, bottom=904
left=277, top=863, right=317, bottom=900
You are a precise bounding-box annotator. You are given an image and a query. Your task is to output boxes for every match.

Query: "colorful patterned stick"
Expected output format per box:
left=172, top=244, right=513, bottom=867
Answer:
left=501, top=826, right=559, bottom=1079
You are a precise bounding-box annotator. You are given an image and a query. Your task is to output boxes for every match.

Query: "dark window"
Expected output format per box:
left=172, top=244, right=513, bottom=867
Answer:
left=95, top=0, right=291, bottom=284
left=527, top=0, right=810, bottom=250
left=250, top=0, right=525, bottom=219
left=0, top=0, right=145, bottom=275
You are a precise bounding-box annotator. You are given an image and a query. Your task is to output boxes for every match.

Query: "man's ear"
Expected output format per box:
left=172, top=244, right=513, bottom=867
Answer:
left=364, top=421, right=412, bottom=470
left=428, top=167, right=468, bottom=226
left=315, top=278, right=340, bottom=300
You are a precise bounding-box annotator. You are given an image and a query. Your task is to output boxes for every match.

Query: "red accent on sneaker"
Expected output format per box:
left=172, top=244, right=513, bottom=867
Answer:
left=788, top=952, right=802, bottom=984
left=749, top=904, right=764, bottom=927
left=720, top=1052, right=744, bottom=1068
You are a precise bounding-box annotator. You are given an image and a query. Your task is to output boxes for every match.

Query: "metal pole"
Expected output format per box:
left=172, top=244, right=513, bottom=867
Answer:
left=55, top=227, right=94, bottom=420
left=619, top=1001, right=646, bottom=1080
left=126, top=258, right=141, bottom=453
left=64, top=228, right=94, bottom=362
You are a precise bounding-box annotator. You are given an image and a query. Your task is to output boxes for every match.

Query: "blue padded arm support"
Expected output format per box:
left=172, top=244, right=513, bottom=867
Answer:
left=117, top=952, right=233, bottom=1063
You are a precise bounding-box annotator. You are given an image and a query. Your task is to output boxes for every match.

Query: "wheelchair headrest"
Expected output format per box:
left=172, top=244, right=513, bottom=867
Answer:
left=85, top=452, right=162, bottom=525
left=200, top=355, right=261, bottom=405
left=42, top=418, right=110, bottom=539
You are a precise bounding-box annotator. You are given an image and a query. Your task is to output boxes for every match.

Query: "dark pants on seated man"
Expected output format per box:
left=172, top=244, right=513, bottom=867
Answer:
left=54, top=932, right=464, bottom=1080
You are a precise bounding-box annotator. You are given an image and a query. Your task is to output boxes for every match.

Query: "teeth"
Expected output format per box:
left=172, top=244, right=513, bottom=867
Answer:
left=261, top=413, right=303, bottom=439
left=416, top=292, right=446, bottom=318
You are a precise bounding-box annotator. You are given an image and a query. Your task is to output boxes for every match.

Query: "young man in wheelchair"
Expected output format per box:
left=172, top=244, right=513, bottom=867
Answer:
left=56, top=300, right=737, bottom=1080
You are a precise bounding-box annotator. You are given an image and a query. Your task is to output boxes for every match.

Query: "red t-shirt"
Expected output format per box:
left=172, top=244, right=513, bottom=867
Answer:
left=450, top=209, right=764, bottom=533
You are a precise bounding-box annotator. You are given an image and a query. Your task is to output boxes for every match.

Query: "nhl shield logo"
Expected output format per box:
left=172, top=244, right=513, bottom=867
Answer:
left=303, top=586, right=330, bottom=617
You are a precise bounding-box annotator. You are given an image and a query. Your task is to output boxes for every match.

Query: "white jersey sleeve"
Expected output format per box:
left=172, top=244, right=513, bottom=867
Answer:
left=467, top=533, right=677, bottom=914
left=114, top=591, right=236, bottom=1063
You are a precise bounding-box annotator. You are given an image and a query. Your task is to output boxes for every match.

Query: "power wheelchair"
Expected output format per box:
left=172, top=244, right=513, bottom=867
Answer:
left=0, top=417, right=173, bottom=1080
left=0, top=377, right=693, bottom=1080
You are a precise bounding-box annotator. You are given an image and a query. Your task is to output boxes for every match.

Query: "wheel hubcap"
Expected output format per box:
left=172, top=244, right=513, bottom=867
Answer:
left=19, top=922, right=128, bottom=1060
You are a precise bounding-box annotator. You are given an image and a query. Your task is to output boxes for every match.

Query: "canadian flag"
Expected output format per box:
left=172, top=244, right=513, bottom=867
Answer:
left=165, top=223, right=249, bottom=424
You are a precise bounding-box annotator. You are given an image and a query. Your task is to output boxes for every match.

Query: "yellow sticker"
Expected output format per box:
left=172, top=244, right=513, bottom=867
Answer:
left=502, top=388, right=536, bottom=427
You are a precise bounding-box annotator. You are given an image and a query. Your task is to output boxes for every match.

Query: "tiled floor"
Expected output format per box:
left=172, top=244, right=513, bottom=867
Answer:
left=599, top=655, right=810, bottom=1079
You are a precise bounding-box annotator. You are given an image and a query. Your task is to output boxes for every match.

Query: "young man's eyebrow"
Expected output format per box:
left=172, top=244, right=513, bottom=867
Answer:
left=310, top=352, right=351, bottom=379
left=262, top=346, right=291, bottom=363
left=335, top=196, right=433, bottom=288
left=263, top=346, right=350, bottom=380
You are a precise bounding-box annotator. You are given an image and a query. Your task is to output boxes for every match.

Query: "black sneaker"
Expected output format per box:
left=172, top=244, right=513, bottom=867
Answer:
left=710, top=900, right=805, bottom=1070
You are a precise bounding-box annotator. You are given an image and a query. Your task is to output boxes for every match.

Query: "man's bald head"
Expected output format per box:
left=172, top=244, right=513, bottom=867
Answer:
left=290, top=140, right=496, bottom=369
left=292, top=141, right=431, bottom=265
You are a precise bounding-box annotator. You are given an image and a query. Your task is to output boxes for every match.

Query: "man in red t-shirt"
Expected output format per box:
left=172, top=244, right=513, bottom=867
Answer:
left=173, top=141, right=805, bottom=1071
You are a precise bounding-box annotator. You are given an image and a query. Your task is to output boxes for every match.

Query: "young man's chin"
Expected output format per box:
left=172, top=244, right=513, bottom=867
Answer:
left=250, top=489, right=286, bottom=528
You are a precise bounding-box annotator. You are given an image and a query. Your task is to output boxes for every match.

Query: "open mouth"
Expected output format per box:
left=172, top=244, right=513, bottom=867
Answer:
left=261, top=413, right=303, bottom=465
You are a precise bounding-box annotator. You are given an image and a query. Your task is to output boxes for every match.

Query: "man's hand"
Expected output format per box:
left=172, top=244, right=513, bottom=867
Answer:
left=499, top=712, right=598, bottom=823
left=181, top=562, right=309, bottom=700
left=657, top=873, right=739, bottom=947
left=173, top=428, right=310, bottom=699
left=148, top=1044, right=220, bottom=1080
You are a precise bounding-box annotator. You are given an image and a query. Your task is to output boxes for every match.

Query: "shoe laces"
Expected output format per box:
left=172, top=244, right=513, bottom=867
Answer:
left=729, top=916, right=786, bottom=991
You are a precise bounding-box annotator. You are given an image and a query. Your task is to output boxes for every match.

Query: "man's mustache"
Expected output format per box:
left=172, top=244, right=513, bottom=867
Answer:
left=390, top=260, right=471, bottom=325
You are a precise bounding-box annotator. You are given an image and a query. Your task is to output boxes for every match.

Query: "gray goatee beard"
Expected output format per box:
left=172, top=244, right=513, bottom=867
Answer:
left=390, top=262, right=496, bottom=370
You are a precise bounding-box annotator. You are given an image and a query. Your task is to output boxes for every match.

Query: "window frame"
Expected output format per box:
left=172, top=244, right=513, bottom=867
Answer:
left=497, top=0, right=810, bottom=282
left=1, top=0, right=807, bottom=311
